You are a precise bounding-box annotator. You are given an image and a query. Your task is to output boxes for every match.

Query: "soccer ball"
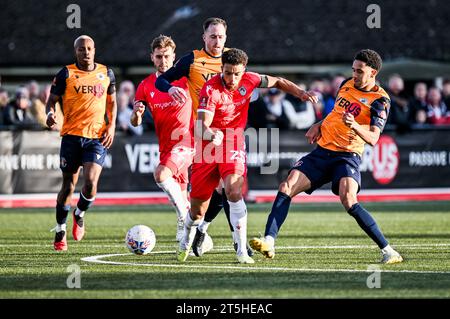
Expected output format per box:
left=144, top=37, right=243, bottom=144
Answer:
left=125, top=225, right=156, bottom=255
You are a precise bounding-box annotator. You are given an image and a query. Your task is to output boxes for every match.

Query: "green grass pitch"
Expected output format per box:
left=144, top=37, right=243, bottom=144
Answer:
left=1, top=201, right=450, bottom=299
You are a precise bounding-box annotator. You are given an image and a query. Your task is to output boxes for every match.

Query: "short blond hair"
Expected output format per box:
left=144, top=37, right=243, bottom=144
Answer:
left=151, top=35, right=176, bottom=53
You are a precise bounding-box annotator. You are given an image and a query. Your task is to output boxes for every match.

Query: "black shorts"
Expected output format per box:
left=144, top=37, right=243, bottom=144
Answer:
left=290, top=145, right=361, bottom=195
left=60, top=135, right=107, bottom=173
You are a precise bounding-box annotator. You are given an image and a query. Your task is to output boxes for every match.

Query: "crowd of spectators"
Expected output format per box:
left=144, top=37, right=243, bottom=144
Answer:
left=1, top=74, right=450, bottom=134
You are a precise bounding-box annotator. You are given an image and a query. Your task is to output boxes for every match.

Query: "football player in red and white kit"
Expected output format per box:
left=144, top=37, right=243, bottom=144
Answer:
left=177, top=48, right=318, bottom=263
left=131, top=35, right=194, bottom=242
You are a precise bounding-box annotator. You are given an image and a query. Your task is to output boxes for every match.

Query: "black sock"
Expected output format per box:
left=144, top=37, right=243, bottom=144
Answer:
left=348, top=203, right=388, bottom=249
left=265, top=192, right=292, bottom=238
left=56, top=202, right=71, bottom=225
left=222, top=189, right=234, bottom=232
left=204, top=190, right=224, bottom=223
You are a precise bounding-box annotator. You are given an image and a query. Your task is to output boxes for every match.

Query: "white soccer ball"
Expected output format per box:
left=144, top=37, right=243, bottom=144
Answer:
left=125, top=225, right=156, bottom=255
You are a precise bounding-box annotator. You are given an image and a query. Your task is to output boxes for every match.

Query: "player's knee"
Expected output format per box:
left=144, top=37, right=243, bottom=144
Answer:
left=189, top=206, right=204, bottom=221
left=154, top=166, right=171, bottom=183
left=340, top=194, right=357, bottom=211
left=83, top=181, right=97, bottom=197
left=278, top=181, right=292, bottom=196
left=61, top=182, right=76, bottom=198
left=225, top=186, right=242, bottom=202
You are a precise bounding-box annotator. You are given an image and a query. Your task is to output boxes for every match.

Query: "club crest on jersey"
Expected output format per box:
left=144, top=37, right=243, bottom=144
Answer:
left=97, top=73, right=105, bottom=81
left=60, top=157, right=67, bottom=168
left=238, top=86, right=247, bottom=96
left=359, top=98, right=368, bottom=104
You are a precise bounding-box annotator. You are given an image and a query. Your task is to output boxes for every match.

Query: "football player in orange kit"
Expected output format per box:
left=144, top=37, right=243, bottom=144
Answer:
left=250, top=49, right=403, bottom=264
left=46, top=35, right=117, bottom=251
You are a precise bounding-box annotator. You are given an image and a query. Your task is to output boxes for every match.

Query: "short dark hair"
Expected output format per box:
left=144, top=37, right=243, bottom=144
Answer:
left=354, top=49, right=382, bottom=71
left=203, top=17, right=227, bottom=32
left=151, top=34, right=176, bottom=53
left=222, top=48, right=248, bottom=67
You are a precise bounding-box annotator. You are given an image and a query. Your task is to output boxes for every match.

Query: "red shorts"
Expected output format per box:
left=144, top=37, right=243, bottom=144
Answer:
left=160, top=146, right=194, bottom=191
left=190, top=142, right=247, bottom=200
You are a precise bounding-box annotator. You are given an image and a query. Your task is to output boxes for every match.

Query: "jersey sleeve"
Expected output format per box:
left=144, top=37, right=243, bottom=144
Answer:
left=155, top=52, right=194, bottom=92
left=107, top=68, right=116, bottom=94
left=245, top=72, right=263, bottom=89
left=50, top=67, right=68, bottom=96
left=134, top=80, right=148, bottom=107
left=370, top=97, right=390, bottom=131
left=198, top=83, right=216, bottom=116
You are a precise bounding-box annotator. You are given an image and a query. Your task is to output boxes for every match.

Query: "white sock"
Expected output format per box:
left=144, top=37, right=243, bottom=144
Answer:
left=75, top=208, right=85, bottom=218
left=228, top=199, right=248, bottom=256
left=180, top=212, right=201, bottom=250
left=231, top=231, right=237, bottom=244
left=198, top=221, right=211, bottom=234
left=264, top=235, right=275, bottom=247
left=56, top=224, right=67, bottom=232
left=157, top=177, right=188, bottom=220
left=382, top=244, right=394, bottom=253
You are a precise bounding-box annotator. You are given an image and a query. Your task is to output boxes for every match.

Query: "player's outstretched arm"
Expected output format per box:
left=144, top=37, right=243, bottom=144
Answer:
left=264, top=75, right=319, bottom=104
left=45, top=93, right=60, bottom=129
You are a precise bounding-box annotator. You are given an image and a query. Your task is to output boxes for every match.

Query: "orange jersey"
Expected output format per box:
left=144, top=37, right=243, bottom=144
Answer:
left=155, top=48, right=228, bottom=117
left=51, top=63, right=115, bottom=139
left=318, top=78, right=390, bottom=156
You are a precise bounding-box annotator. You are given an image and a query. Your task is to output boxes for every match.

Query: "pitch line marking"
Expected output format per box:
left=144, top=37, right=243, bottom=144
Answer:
left=3, top=243, right=450, bottom=248
left=81, top=246, right=450, bottom=275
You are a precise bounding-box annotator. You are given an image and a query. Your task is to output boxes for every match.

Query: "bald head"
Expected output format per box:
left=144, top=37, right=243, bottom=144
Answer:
left=74, top=35, right=95, bottom=48
left=74, top=35, right=96, bottom=70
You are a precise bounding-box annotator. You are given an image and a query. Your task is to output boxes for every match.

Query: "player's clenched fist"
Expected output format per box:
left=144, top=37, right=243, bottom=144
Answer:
left=342, top=112, right=356, bottom=128
left=133, top=101, right=146, bottom=116
left=46, top=112, right=57, bottom=129
left=168, top=86, right=188, bottom=104
left=212, top=130, right=224, bottom=146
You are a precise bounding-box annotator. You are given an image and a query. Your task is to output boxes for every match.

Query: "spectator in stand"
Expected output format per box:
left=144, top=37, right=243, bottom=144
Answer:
left=386, top=74, right=411, bottom=132
left=285, top=82, right=317, bottom=129
left=247, top=88, right=269, bottom=129
left=263, top=88, right=310, bottom=130
left=426, top=87, right=450, bottom=125
left=117, top=92, right=143, bottom=136
left=31, top=84, right=64, bottom=130
left=407, top=82, right=428, bottom=125
left=323, top=75, right=346, bottom=117
left=119, top=80, right=135, bottom=106
left=308, top=79, right=325, bottom=121
left=0, top=87, right=9, bottom=126
left=28, top=81, right=45, bottom=129
left=442, top=79, right=450, bottom=109
left=4, top=86, right=38, bottom=129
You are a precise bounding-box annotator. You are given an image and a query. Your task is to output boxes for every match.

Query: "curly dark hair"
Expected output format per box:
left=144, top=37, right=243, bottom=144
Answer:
left=222, top=48, right=248, bottom=66
left=354, top=49, right=382, bottom=71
